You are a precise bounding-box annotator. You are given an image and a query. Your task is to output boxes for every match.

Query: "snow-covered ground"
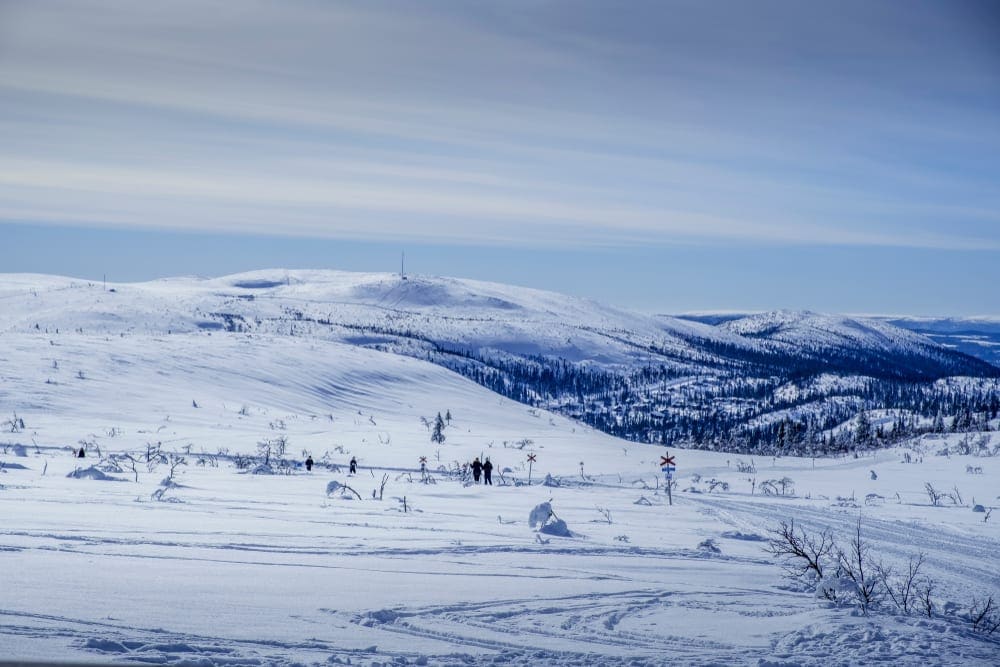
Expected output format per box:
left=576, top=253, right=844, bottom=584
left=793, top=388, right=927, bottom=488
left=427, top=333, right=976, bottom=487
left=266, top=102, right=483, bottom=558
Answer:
left=2, top=328, right=999, bottom=666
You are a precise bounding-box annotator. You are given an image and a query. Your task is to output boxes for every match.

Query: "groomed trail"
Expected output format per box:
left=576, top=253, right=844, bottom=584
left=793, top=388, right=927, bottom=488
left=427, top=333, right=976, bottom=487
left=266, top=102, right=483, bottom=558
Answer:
left=3, top=440, right=1000, bottom=666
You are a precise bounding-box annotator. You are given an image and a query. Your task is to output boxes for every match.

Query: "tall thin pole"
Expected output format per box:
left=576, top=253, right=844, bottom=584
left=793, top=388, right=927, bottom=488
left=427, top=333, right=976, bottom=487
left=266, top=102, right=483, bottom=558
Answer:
left=401, top=251, right=405, bottom=278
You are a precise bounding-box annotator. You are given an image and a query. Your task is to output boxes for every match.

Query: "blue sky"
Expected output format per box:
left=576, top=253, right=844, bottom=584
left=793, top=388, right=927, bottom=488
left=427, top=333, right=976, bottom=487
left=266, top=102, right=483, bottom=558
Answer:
left=1, top=0, right=998, bottom=315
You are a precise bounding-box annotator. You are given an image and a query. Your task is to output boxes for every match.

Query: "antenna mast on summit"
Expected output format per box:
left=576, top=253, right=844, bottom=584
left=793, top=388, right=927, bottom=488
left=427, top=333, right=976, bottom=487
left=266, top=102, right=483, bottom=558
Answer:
left=401, top=251, right=407, bottom=280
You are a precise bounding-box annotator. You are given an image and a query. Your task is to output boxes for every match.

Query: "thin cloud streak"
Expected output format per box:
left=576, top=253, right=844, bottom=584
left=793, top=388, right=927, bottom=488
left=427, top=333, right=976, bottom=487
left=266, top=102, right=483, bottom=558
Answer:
left=1, top=158, right=995, bottom=252
left=0, top=0, right=997, bottom=252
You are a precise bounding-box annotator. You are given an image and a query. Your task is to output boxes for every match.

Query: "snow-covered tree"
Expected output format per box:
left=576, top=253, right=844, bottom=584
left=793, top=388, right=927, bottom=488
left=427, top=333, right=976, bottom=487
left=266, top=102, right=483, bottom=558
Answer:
left=854, top=411, right=872, bottom=445
left=431, top=412, right=446, bottom=444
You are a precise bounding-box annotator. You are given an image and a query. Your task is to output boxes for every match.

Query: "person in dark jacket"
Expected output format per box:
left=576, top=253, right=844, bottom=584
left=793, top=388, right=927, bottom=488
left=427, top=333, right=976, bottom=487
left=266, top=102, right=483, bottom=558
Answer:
left=471, top=457, right=483, bottom=483
left=305, top=456, right=314, bottom=472
left=483, top=457, right=493, bottom=485
left=349, top=456, right=357, bottom=474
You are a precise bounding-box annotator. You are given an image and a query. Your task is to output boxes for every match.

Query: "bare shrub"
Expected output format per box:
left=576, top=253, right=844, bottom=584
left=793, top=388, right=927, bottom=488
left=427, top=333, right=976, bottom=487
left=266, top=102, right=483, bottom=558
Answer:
left=924, top=482, right=943, bottom=507
left=875, top=553, right=926, bottom=615
left=967, top=596, right=1000, bottom=635
left=917, top=579, right=935, bottom=617
left=232, top=453, right=255, bottom=470
left=766, top=519, right=835, bottom=580
left=166, top=454, right=186, bottom=480
left=706, top=478, right=730, bottom=492
left=834, top=518, right=883, bottom=614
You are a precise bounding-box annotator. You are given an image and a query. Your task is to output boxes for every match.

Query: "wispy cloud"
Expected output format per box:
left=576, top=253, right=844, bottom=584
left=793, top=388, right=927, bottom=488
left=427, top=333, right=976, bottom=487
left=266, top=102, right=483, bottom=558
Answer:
left=1, top=0, right=997, bottom=250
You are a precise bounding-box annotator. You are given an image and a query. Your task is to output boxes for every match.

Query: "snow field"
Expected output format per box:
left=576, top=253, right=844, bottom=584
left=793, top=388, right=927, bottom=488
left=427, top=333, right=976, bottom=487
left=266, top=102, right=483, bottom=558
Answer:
left=1, top=328, right=998, bottom=665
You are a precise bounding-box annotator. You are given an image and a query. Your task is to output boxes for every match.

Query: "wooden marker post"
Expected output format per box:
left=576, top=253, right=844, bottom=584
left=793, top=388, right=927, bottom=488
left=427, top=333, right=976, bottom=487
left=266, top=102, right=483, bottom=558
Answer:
left=527, top=453, right=537, bottom=485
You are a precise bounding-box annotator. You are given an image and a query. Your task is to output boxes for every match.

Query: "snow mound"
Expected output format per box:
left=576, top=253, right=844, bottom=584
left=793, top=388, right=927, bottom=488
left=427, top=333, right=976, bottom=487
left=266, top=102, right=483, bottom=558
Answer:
left=66, top=466, right=122, bottom=481
left=539, top=518, right=573, bottom=538
left=721, top=530, right=768, bottom=542
left=83, top=638, right=129, bottom=653
left=326, top=480, right=357, bottom=499
left=528, top=502, right=554, bottom=529
left=528, top=501, right=575, bottom=537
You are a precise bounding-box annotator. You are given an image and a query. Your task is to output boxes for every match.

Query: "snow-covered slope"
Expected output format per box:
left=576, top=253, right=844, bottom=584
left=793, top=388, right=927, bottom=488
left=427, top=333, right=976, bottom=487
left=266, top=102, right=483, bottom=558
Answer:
left=0, top=272, right=1000, bottom=667
left=2, top=279, right=1000, bottom=665
left=0, top=269, right=745, bottom=367
left=683, top=311, right=1000, bottom=368
left=3, top=270, right=989, bottom=375
left=723, top=310, right=935, bottom=350
left=881, top=316, right=1000, bottom=367
left=2, top=270, right=997, bottom=454
left=715, top=310, right=994, bottom=379
left=1, top=330, right=616, bottom=468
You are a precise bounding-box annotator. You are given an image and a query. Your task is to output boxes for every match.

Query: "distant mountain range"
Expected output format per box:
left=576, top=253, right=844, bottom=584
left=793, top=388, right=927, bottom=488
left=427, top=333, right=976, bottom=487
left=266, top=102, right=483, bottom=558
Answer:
left=680, top=313, right=1000, bottom=368
left=2, top=270, right=997, bottom=453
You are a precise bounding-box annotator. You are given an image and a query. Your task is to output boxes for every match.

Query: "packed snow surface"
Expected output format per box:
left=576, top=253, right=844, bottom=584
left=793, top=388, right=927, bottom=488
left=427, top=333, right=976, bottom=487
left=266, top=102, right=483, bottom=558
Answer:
left=1, top=271, right=999, bottom=665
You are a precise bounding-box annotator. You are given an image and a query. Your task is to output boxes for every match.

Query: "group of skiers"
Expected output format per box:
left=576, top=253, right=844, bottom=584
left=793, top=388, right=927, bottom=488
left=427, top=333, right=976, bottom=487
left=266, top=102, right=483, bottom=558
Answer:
left=470, top=457, right=494, bottom=484
left=74, top=446, right=492, bottom=483
left=303, top=455, right=356, bottom=474
left=303, top=453, right=494, bottom=484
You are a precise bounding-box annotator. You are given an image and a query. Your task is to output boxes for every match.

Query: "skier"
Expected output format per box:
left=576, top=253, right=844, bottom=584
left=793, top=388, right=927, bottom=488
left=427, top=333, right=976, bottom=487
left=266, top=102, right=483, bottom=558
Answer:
left=349, top=456, right=357, bottom=475
left=471, top=457, right=483, bottom=483
left=305, top=455, right=314, bottom=472
left=483, top=457, right=493, bottom=485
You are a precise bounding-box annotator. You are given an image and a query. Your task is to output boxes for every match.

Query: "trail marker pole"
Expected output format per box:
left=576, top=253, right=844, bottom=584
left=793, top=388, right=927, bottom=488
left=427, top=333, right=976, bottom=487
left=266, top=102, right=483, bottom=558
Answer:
left=527, top=453, right=536, bottom=485
left=660, top=452, right=676, bottom=506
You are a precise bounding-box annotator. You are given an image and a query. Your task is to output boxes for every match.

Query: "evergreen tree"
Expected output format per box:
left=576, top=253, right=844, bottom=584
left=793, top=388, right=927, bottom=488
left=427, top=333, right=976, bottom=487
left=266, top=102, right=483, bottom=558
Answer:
left=431, top=412, right=446, bottom=444
left=933, top=411, right=945, bottom=433
left=854, top=411, right=872, bottom=445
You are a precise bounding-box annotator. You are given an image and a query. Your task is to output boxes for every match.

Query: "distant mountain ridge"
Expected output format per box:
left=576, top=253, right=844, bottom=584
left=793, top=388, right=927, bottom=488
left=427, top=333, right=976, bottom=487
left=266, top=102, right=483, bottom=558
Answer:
left=680, top=312, right=1000, bottom=368
left=2, top=270, right=997, bottom=452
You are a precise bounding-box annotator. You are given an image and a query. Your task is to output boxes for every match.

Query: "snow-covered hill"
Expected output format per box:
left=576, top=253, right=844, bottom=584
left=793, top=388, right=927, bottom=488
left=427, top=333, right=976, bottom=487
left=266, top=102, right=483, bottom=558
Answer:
left=0, top=269, right=742, bottom=367
left=2, top=270, right=997, bottom=453
left=1, top=330, right=614, bottom=470
left=683, top=311, right=1000, bottom=368
left=882, top=316, right=1000, bottom=367
left=723, top=310, right=936, bottom=351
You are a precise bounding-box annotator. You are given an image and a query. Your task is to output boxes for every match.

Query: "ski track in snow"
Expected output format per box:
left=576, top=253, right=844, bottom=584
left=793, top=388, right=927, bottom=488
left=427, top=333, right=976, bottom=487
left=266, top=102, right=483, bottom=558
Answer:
left=688, top=495, right=1000, bottom=599
left=4, top=450, right=1000, bottom=667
